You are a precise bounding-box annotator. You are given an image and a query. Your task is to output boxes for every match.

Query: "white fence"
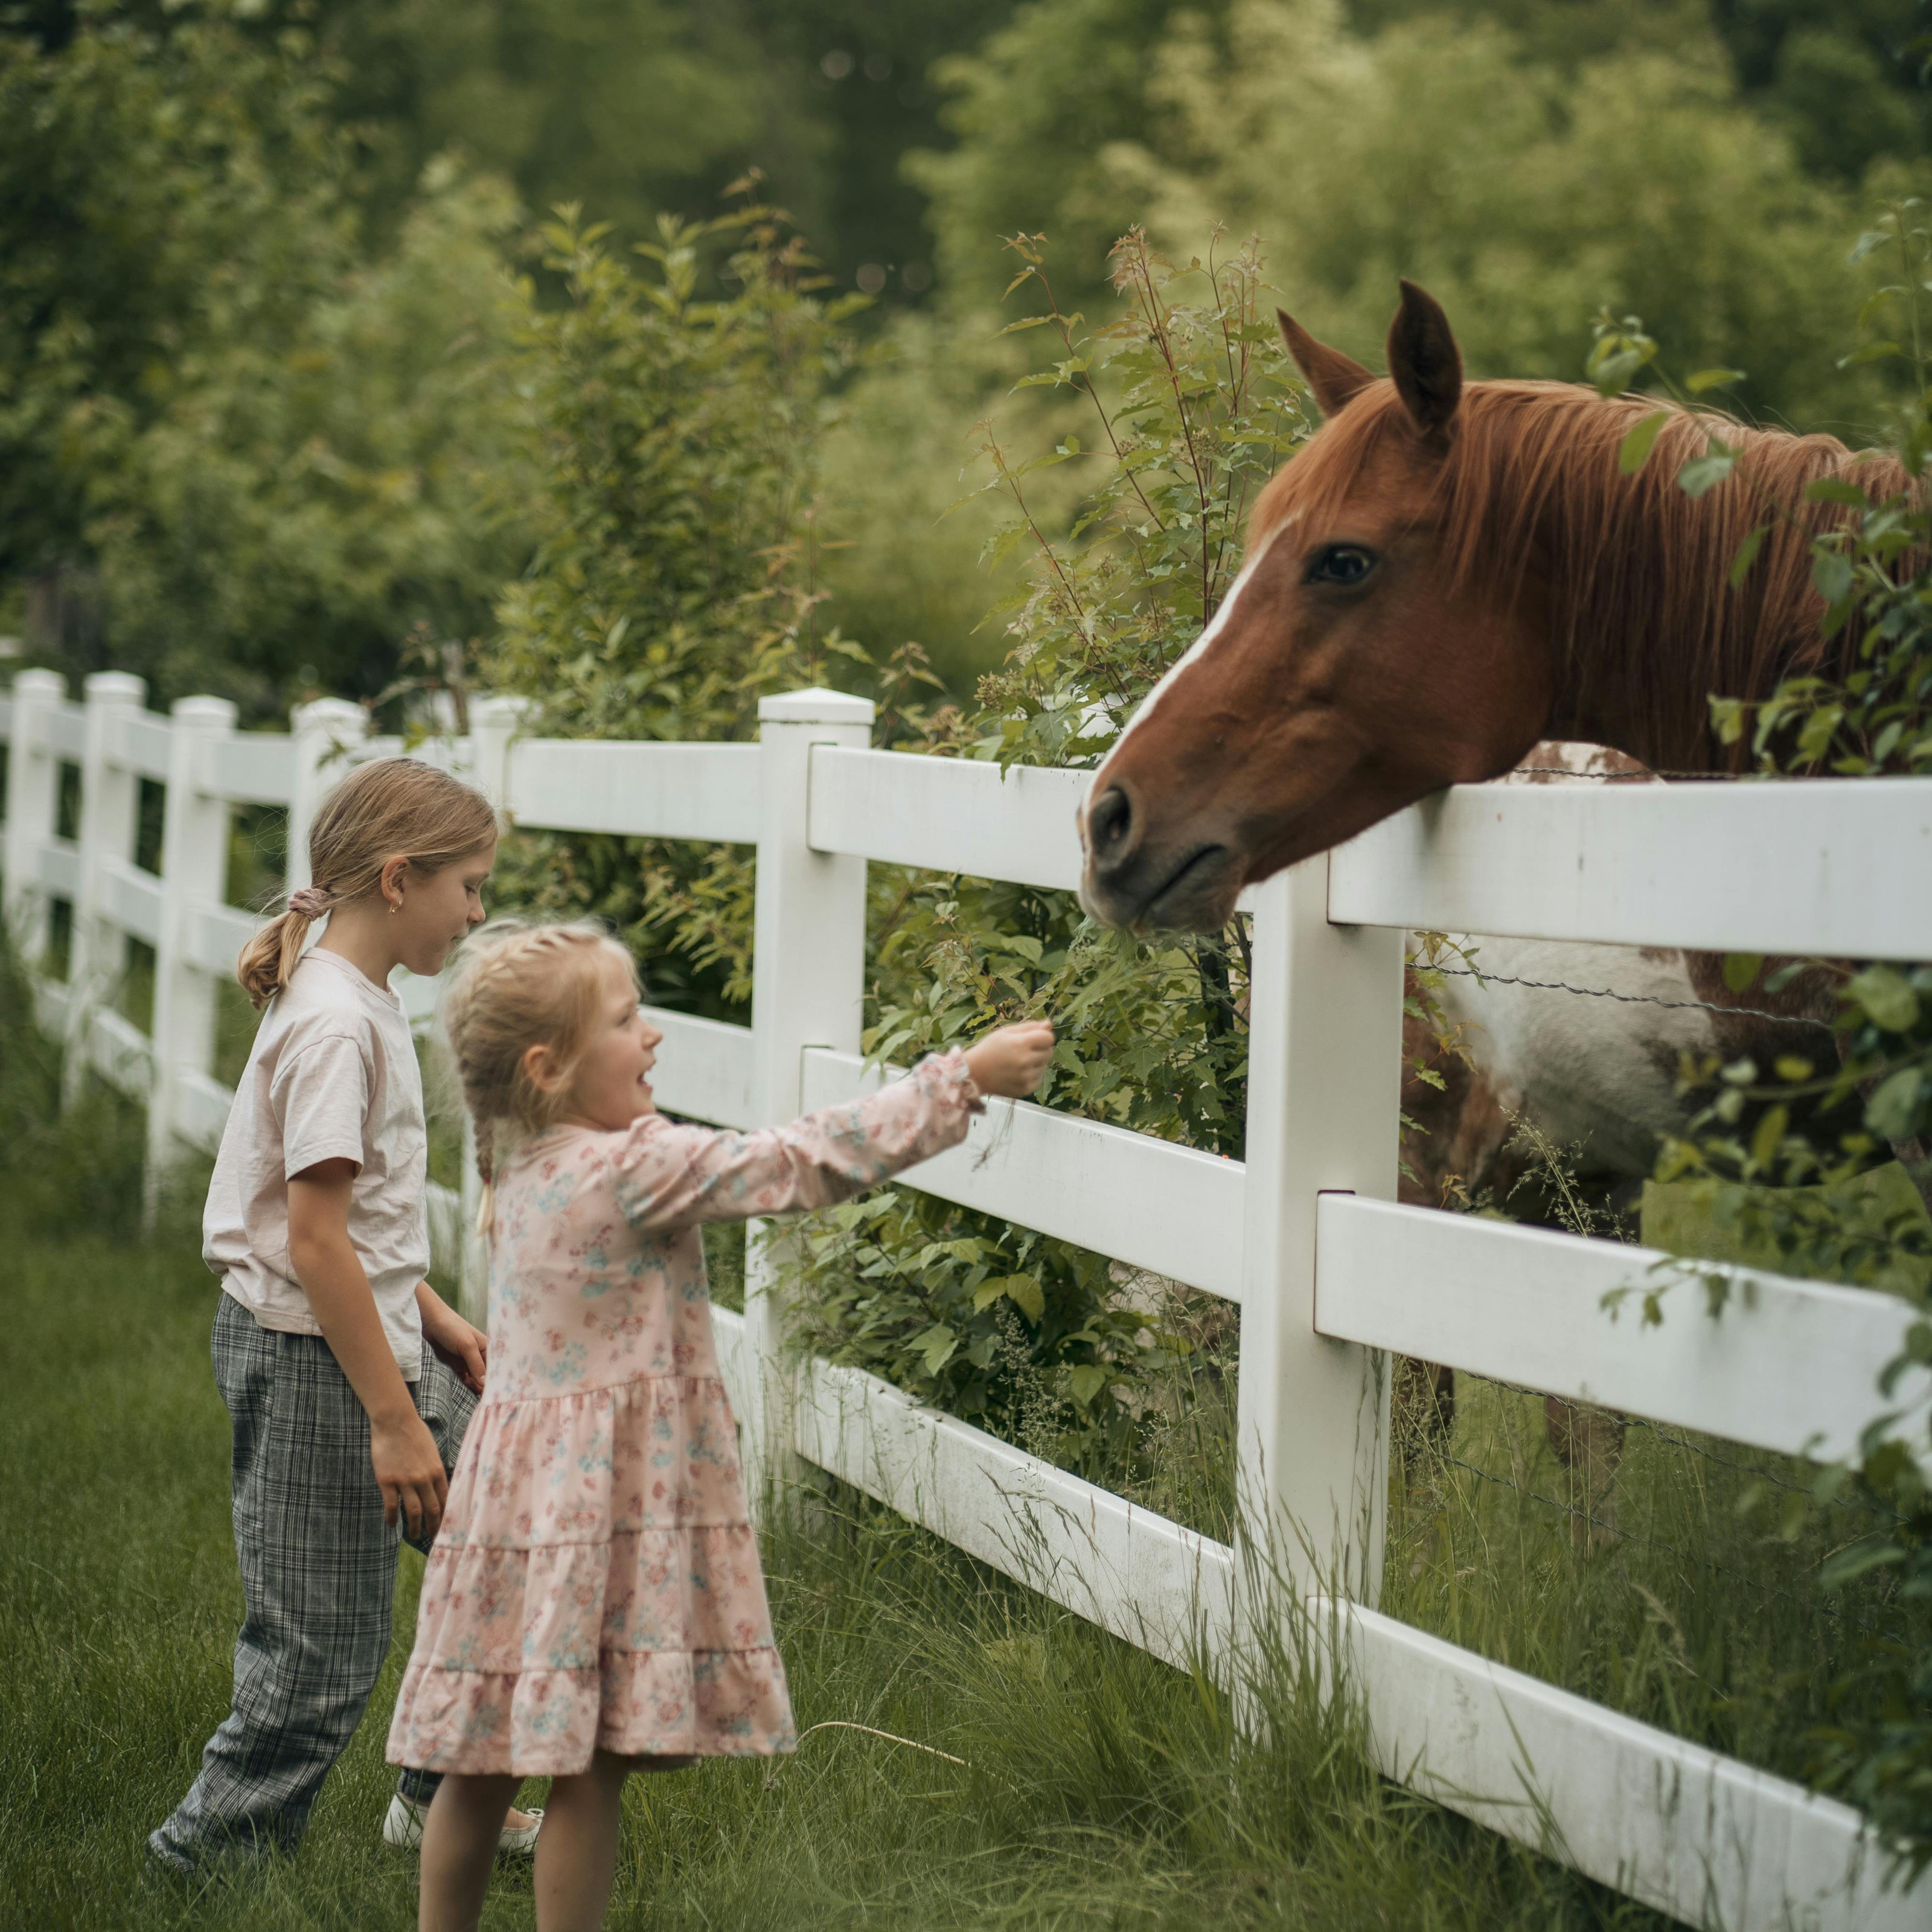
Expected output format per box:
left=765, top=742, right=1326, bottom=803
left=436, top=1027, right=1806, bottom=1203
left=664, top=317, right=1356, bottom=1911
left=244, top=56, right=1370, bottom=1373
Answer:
left=4, top=665, right=1931, bottom=1931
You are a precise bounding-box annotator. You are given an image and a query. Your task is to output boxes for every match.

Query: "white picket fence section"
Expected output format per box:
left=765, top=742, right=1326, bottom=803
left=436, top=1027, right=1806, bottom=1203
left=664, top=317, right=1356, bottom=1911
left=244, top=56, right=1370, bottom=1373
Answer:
left=4, top=665, right=1931, bottom=1931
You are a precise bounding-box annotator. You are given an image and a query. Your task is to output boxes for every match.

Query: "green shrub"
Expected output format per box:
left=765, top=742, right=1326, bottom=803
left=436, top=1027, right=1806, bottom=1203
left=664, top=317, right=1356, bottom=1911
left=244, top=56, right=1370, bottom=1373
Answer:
left=1633, top=199, right=1932, bottom=1885
left=0, top=10, right=524, bottom=714
left=791, top=231, right=1302, bottom=1512
left=482, top=196, right=879, bottom=1014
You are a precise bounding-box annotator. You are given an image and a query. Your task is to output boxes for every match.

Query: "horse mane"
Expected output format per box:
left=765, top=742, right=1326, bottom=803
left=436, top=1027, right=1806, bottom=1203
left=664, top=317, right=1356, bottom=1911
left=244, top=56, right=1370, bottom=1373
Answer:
left=1250, top=380, right=1908, bottom=771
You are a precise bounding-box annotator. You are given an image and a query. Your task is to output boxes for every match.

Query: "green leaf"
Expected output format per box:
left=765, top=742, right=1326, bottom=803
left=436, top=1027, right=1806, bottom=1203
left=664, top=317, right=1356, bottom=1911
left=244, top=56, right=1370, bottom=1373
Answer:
left=1005, top=1273, right=1046, bottom=1322
left=1866, top=1067, right=1923, bottom=1142
left=1677, top=451, right=1735, bottom=498
left=1617, top=409, right=1669, bottom=473
left=1727, top=525, right=1768, bottom=588
left=1749, top=1104, right=1788, bottom=1171
left=974, top=1274, right=1044, bottom=1322
left=1803, top=478, right=1872, bottom=508
left=1818, top=1540, right=1905, bottom=1589
left=1836, top=341, right=1903, bottom=368
left=1849, top=964, right=1921, bottom=1032
left=1811, top=551, right=1855, bottom=604
left=915, top=1324, right=958, bottom=1376
left=1722, top=952, right=1764, bottom=994
left=1067, top=1364, right=1107, bottom=1407
left=1686, top=368, right=1745, bottom=394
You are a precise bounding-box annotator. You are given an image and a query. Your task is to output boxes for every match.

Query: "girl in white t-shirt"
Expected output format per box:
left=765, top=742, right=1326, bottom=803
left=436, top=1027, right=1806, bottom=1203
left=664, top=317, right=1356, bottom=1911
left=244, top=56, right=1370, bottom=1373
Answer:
left=150, top=756, right=541, bottom=1876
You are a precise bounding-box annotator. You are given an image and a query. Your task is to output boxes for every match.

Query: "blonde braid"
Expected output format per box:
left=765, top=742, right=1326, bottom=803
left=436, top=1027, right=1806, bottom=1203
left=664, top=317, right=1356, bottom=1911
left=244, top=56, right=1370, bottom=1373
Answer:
left=439, top=919, right=638, bottom=1242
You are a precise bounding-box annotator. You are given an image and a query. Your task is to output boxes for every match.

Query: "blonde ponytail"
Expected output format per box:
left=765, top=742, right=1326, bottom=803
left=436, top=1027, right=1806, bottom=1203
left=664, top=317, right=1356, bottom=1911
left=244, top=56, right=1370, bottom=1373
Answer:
left=237, top=758, right=497, bottom=1009
left=237, top=906, right=319, bottom=1011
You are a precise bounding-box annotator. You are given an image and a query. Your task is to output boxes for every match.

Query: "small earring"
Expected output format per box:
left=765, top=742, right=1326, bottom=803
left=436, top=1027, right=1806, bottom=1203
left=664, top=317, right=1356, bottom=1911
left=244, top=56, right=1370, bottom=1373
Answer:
left=389, top=901, right=400, bottom=915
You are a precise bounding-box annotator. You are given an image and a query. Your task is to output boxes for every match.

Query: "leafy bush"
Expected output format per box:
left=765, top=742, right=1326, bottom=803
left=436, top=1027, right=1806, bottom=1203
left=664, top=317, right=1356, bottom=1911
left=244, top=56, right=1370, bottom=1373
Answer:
left=1637, top=200, right=1932, bottom=1884
left=790, top=231, right=1305, bottom=1516
left=482, top=197, right=879, bottom=1014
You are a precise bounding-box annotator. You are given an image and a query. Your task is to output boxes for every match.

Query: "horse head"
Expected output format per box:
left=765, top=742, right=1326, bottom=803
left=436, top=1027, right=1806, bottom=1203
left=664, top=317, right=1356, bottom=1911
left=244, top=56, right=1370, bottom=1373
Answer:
left=1077, top=282, right=1556, bottom=933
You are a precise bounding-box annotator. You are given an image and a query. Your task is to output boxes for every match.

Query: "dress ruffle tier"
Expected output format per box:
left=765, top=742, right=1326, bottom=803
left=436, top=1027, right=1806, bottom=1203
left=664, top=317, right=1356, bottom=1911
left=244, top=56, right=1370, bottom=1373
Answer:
left=389, top=1377, right=789, bottom=1774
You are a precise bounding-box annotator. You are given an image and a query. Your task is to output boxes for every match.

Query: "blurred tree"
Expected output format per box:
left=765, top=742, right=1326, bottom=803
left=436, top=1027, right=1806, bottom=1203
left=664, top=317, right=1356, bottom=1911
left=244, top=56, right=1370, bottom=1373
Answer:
left=1346, top=0, right=1931, bottom=183
left=1133, top=0, right=1918, bottom=426
left=908, top=0, right=1207, bottom=304
left=311, top=0, right=814, bottom=252
left=909, top=0, right=1914, bottom=430
left=0, top=7, right=525, bottom=713
left=741, top=0, right=1017, bottom=300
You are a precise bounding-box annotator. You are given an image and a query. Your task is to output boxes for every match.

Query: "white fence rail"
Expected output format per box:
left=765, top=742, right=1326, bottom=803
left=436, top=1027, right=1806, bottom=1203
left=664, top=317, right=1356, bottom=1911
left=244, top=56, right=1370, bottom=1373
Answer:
left=4, top=667, right=1928, bottom=1931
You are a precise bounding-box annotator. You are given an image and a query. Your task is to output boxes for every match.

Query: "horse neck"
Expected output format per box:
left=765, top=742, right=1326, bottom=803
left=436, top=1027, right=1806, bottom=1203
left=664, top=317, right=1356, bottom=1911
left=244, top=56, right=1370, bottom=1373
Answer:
left=1502, top=400, right=1903, bottom=774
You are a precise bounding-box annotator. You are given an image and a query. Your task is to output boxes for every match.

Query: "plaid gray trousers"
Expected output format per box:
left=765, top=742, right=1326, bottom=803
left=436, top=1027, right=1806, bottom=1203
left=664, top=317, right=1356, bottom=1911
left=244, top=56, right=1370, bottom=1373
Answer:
left=148, top=1294, right=476, bottom=1874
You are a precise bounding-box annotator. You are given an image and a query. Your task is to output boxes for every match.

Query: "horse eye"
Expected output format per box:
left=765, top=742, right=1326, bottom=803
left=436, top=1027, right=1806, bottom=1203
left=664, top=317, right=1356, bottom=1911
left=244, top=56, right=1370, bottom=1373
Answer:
left=1308, top=544, right=1377, bottom=586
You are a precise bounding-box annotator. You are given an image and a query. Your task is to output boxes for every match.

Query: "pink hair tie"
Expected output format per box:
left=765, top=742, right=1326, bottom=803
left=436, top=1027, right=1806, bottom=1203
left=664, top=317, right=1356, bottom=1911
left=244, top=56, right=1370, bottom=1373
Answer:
left=287, top=886, right=334, bottom=920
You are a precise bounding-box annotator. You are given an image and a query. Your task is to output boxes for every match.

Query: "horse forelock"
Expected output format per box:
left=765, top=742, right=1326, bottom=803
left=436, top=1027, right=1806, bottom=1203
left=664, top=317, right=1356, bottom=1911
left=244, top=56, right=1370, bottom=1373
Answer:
left=1249, top=379, right=1905, bottom=770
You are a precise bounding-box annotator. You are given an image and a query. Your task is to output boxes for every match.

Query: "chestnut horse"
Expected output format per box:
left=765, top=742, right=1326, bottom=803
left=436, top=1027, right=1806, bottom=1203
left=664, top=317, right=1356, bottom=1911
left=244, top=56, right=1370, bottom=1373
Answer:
left=1076, top=283, right=1889, bottom=1526
left=1077, top=280, right=1900, bottom=931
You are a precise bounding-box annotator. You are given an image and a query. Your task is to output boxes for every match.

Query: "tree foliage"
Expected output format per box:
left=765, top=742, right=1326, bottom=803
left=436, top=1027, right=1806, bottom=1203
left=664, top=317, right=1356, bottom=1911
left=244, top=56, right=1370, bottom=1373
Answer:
left=0, top=5, right=524, bottom=714
left=912, top=0, right=1922, bottom=430
left=482, top=200, right=879, bottom=1014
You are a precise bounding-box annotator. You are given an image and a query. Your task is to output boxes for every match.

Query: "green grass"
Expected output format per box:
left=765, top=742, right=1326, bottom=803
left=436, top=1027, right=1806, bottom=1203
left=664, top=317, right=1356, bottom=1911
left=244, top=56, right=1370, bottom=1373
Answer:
left=2, top=1188, right=1695, bottom=1932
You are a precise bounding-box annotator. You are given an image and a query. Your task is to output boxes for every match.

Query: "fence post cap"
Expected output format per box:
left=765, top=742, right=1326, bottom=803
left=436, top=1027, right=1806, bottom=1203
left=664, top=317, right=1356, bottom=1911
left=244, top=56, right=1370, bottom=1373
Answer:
left=11, top=668, right=67, bottom=700
left=292, top=696, right=366, bottom=732
left=470, top=694, right=530, bottom=728
left=170, top=694, right=239, bottom=729
left=758, top=686, right=874, bottom=728
left=83, top=670, right=147, bottom=706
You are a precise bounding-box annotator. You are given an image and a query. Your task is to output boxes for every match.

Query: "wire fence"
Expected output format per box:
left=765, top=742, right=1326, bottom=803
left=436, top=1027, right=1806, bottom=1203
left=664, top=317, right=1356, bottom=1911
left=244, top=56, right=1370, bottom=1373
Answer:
left=1423, top=961, right=1823, bottom=1029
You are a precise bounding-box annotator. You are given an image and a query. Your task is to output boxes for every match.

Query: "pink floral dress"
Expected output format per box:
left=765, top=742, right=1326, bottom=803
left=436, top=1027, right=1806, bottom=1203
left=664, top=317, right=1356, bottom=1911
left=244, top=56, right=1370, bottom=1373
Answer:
left=387, top=1052, right=982, bottom=1777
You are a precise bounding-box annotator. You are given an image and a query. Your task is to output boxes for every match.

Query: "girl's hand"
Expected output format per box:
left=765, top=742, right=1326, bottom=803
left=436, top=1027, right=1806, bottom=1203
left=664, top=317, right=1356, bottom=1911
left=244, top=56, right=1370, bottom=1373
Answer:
left=418, top=1282, right=488, bottom=1396
left=370, top=1408, right=450, bottom=1538
left=963, top=1020, right=1057, bottom=1100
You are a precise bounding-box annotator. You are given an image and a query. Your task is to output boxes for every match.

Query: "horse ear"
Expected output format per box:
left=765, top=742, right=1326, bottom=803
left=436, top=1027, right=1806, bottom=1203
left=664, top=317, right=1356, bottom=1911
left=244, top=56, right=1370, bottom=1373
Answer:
left=1277, top=309, right=1374, bottom=418
left=1386, top=280, right=1462, bottom=437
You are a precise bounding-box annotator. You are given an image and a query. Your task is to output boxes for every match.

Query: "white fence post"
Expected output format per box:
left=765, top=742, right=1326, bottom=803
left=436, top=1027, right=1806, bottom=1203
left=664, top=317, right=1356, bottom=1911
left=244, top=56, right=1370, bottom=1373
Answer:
left=467, top=694, right=526, bottom=816
left=1236, top=859, right=1404, bottom=1625
left=286, top=697, right=368, bottom=894
left=455, top=694, right=529, bottom=1322
left=63, top=671, right=148, bottom=1105
left=742, top=686, right=875, bottom=1508
left=146, top=697, right=238, bottom=1203
left=3, top=668, right=66, bottom=973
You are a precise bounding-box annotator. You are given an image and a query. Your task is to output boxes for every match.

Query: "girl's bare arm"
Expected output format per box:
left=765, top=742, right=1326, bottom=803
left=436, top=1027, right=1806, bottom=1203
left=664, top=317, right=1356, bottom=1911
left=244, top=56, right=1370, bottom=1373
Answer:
left=287, top=1158, right=449, bottom=1537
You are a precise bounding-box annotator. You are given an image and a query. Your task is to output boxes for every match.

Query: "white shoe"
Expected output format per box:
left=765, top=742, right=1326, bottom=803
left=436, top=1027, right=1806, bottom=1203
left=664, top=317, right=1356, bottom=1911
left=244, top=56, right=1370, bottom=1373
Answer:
left=383, top=1790, right=544, bottom=1857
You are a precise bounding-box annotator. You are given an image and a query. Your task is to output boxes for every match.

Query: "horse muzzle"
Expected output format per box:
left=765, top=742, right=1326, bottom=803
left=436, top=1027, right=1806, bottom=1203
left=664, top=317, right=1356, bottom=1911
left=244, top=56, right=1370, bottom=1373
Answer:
left=1078, top=781, right=1242, bottom=932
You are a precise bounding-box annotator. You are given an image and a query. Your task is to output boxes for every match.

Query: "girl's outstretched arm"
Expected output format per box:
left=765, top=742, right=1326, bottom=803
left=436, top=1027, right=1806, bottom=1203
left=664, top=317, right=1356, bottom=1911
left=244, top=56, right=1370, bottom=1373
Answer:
left=612, top=1022, right=1054, bottom=1233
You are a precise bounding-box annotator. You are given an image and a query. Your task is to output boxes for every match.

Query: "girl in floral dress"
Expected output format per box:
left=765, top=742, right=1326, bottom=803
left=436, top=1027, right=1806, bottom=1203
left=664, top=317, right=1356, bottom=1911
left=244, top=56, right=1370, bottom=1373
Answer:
left=388, top=920, right=1054, bottom=1932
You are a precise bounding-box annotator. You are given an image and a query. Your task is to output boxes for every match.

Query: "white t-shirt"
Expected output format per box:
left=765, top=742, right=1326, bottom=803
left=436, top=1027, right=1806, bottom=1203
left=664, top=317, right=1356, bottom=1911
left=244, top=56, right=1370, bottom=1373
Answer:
left=204, top=947, right=430, bottom=1379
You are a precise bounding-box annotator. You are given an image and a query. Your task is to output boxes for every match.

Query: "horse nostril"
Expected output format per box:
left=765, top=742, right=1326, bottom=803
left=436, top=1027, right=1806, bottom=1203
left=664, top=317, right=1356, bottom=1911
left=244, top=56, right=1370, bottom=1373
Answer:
left=1088, top=784, right=1136, bottom=863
